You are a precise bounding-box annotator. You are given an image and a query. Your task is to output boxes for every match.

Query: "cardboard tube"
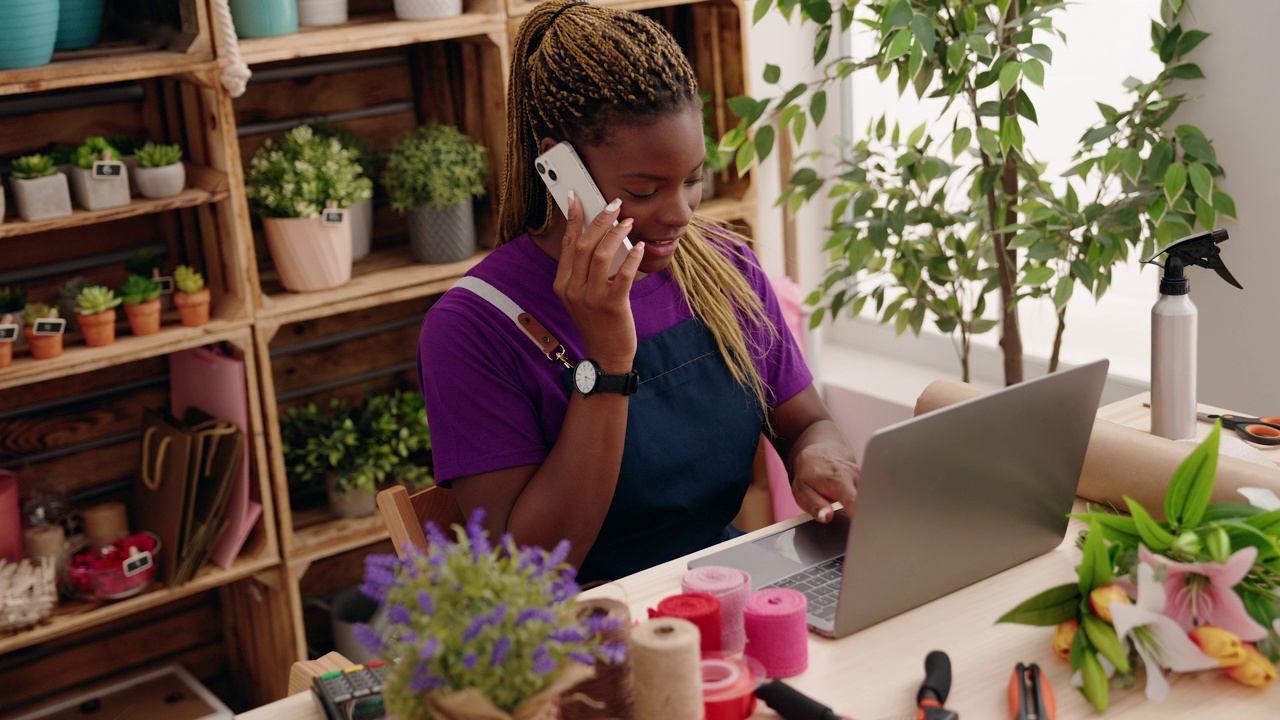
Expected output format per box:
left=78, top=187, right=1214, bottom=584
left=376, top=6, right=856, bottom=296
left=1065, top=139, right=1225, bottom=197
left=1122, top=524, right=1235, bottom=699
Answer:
left=82, top=501, right=129, bottom=550
left=24, top=524, right=66, bottom=563
left=914, top=379, right=1280, bottom=519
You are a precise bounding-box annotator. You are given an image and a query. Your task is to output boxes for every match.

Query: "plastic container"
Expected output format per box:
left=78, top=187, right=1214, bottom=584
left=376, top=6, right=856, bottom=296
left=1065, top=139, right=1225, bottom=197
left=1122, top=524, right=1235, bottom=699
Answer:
left=68, top=531, right=161, bottom=600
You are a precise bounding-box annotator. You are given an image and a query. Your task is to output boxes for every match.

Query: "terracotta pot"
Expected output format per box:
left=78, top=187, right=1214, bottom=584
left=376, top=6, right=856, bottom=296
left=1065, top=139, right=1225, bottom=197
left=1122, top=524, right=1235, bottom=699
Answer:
left=173, top=289, right=211, bottom=327
left=78, top=309, right=117, bottom=347
left=0, top=342, right=11, bottom=369
left=23, top=327, right=63, bottom=359
left=123, top=299, right=161, bottom=336
left=263, top=216, right=353, bottom=292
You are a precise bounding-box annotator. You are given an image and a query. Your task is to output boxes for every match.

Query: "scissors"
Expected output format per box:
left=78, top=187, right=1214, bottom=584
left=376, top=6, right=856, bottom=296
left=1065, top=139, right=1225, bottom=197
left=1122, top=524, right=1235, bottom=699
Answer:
left=1198, top=412, right=1280, bottom=446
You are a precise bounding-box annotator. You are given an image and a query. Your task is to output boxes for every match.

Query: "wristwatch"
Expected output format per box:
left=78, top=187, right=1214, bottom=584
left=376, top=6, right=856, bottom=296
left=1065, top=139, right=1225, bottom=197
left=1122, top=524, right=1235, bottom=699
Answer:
left=572, top=359, right=639, bottom=397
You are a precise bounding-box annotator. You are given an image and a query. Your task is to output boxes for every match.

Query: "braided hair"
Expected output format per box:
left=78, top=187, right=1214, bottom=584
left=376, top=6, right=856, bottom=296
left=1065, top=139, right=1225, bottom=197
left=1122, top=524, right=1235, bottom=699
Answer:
left=503, top=0, right=780, bottom=423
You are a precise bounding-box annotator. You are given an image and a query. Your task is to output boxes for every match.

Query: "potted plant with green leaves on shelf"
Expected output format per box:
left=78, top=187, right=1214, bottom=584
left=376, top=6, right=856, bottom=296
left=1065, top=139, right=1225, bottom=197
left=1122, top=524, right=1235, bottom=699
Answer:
left=312, top=124, right=377, bottom=261
left=246, top=125, right=372, bottom=292
left=0, top=287, right=26, bottom=369
left=119, top=274, right=163, bottom=336
left=393, top=0, right=462, bottom=21
left=133, top=143, right=185, bottom=199
left=382, top=123, right=488, bottom=264
left=281, top=388, right=433, bottom=518
left=173, top=265, right=211, bottom=328
left=9, top=154, right=72, bottom=222
left=69, top=137, right=129, bottom=211
left=22, top=303, right=64, bottom=360
left=0, top=0, right=58, bottom=70
left=74, top=285, right=121, bottom=348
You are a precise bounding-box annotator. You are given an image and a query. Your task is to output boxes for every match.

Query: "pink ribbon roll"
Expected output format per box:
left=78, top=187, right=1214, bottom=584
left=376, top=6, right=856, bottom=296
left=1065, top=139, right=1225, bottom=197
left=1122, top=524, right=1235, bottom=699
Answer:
left=743, top=588, right=808, bottom=678
left=649, top=591, right=723, bottom=654
left=682, top=565, right=751, bottom=654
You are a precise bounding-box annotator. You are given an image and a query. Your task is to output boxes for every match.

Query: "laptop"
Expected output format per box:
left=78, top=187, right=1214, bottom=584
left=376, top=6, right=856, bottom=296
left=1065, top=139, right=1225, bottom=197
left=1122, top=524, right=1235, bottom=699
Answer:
left=690, top=359, right=1109, bottom=638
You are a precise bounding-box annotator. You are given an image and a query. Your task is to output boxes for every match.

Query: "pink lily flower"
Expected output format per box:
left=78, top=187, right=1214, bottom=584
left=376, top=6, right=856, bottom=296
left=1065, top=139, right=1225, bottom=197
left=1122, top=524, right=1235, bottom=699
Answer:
left=1139, top=545, right=1269, bottom=641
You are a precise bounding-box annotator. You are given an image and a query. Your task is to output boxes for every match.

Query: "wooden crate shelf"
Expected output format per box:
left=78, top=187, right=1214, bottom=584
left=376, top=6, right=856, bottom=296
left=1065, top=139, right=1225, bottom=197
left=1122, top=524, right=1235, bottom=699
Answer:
left=0, top=164, right=228, bottom=240
left=287, top=509, right=393, bottom=566
left=236, top=13, right=507, bottom=65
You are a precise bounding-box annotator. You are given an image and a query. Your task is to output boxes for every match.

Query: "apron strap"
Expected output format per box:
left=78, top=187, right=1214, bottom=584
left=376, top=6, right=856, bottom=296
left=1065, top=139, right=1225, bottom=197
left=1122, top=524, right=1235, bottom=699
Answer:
left=453, top=276, right=574, bottom=369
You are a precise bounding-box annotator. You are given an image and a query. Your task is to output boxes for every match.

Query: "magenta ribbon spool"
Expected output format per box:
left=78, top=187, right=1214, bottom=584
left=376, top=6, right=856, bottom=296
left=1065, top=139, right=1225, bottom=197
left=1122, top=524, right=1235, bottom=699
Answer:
left=743, top=587, right=809, bottom=678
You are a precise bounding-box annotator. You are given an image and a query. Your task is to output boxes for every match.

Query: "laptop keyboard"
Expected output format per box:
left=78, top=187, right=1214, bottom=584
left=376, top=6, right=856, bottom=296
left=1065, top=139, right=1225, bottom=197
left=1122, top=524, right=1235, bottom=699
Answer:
left=762, top=556, right=844, bottom=622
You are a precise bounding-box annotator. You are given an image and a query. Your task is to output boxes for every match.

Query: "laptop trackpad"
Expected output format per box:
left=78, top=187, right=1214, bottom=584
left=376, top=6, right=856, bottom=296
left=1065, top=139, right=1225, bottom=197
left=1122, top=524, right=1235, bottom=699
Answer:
left=690, top=511, right=849, bottom=588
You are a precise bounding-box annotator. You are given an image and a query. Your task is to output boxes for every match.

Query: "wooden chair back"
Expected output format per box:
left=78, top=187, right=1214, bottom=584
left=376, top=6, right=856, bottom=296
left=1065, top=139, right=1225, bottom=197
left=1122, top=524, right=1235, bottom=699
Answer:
left=377, top=484, right=466, bottom=559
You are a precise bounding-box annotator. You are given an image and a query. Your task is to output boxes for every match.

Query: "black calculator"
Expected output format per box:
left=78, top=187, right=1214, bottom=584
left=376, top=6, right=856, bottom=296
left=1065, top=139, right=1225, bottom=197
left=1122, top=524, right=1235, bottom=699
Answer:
left=312, top=661, right=388, bottom=720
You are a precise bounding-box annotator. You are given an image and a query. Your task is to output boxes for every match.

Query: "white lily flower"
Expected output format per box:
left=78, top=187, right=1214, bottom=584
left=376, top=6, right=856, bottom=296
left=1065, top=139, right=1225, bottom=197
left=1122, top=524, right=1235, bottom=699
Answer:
left=1238, top=487, right=1280, bottom=511
left=1109, top=562, right=1218, bottom=701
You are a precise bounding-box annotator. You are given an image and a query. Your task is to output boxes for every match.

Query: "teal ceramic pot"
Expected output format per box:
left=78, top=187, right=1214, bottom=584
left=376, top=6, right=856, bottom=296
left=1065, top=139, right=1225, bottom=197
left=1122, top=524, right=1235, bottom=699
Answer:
left=228, top=0, right=299, bottom=39
left=55, top=0, right=105, bottom=51
left=0, top=0, right=59, bottom=69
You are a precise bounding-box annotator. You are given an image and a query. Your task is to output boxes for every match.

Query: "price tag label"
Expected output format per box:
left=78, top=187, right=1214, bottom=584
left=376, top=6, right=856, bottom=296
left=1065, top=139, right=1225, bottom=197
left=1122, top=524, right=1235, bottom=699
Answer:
left=322, top=208, right=346, bottom=226
left=0, top=323, right=18, bottom=342
left=92, top=160, right=125, bottom=179
left=32, top=318, right=67, bottom=336
left=154, top=276, right=175, bottom=295
left=123, top=549, right=154, bottom=577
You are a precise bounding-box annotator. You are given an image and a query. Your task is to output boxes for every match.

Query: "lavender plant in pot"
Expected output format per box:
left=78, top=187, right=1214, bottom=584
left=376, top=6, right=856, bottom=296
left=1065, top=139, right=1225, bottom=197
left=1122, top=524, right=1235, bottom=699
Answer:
left=9, top=154, right=72, bottom=222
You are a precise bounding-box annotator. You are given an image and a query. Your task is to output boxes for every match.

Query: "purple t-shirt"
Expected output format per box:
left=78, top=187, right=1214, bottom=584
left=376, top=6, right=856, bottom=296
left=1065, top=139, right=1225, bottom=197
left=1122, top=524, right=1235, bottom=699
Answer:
left=417, top=233, right=812, bottom=483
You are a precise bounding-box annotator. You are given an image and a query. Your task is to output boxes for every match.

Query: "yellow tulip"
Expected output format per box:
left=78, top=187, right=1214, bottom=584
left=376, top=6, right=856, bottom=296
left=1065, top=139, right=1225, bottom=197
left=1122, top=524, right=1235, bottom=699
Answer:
left=1189, top=626, right=1248, bottom=668
left=1223, top=643, right=1278, bottom=687
left=1053, top=618, right=1078, bottom=660
left=1088, top=584, right=1131, bottom=625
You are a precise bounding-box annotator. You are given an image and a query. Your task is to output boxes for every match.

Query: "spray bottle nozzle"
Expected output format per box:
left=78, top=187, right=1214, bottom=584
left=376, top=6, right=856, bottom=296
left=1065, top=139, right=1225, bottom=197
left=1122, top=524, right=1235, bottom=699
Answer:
left=1141, top=229, right=1242, bottom=294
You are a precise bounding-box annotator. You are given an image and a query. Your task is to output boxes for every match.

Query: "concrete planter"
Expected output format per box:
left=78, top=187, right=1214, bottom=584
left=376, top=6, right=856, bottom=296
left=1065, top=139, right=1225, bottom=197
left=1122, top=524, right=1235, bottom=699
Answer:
left=134, top=162, right=186, bottom=199
left=69, top=166, right=130, bottom=211
left=298, top=0, right=348, bottom=26
left=407, top=202, right=475, bottom=264
left=263, top=216, right=353, bottom=292
left=11, top=173, right=73, bottom=222
left=393, top=0, right=462, bottom=20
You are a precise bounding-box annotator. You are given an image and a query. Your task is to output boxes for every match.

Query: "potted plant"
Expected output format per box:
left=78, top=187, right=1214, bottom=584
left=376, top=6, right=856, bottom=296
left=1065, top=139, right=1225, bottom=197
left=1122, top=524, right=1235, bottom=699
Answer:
left=382, top=123, right=489, bottom=264
left=22, top=303, right=64, bottom=360
left=0, top=0, right=58, bottom=70
left=246, top=125, right=372, bottom=292
left=0, top=287, right=26, bottom=369
left=68, top=137, right=130, bottom=211
left=74, top=285, right=121, bottom=348
left=699, top=91, right=733, bottom=202
left=55, top=277, right=95, bottom=334
left=119, top=274, right=163, bottom=336
left=173, top=265, right=211, bottom=328
left=9, top=154, right=72, bottom=222
left=312, top=124, right=376, bottom=260
left=132, top=143, right=185, bottom=199
left=228, top=0, right=299, bottom=38
left=392, top=0, right=462, bottom=21
left=55, top=0, right=106, bottom=51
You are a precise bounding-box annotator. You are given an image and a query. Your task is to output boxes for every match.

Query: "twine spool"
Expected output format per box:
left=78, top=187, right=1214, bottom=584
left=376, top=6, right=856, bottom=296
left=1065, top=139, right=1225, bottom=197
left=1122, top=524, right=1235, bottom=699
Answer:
left=82, top=502, right=128, bottom=551
left=24, top=524, right=65, bottom=564
left=648, top=591, right=722, bottom=653
left=561, top=597, right=635, bottom=720
left=743, top=588, right=809, bottom=678
left=682, top=565, right=751, bottom=653
left=701, top=654, right=764, bottom=720
left=630, top=618, right=703, bottom=720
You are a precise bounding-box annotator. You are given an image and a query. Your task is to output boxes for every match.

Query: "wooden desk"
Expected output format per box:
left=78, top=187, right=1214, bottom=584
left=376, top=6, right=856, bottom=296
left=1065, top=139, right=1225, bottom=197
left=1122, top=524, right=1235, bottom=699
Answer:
left=239, top=394, right=1280, bottom=719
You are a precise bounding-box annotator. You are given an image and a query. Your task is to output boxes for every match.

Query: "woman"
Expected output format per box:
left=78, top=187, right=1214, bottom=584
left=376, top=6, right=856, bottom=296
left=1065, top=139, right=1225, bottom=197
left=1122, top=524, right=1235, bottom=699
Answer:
left=418, top=0, right=859, bottom=583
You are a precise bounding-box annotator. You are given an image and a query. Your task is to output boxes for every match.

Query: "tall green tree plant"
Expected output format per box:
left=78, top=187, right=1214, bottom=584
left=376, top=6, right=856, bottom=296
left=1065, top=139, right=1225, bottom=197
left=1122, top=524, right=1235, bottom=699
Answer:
left=723, top=0, right=1234, bottom=383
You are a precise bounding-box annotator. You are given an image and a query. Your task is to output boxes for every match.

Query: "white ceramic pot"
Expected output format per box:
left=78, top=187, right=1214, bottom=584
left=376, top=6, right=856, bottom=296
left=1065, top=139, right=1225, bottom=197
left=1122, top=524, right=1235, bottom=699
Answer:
left=407, top=201, right=475, bottom=264
left=326, top=474, right=377, bottom=518
left=134, top=162, right=186, bottom=199
left=263, top=216, right=353, bottom=292
left=68, top=165, right=130, bottom=211
left=11, top=172, right=73, bottom=221
left=298, top=0, right=348, bottom=26
left=348, top=198, right=373, bottom=261
left=393, top=0, right=462, bottom=20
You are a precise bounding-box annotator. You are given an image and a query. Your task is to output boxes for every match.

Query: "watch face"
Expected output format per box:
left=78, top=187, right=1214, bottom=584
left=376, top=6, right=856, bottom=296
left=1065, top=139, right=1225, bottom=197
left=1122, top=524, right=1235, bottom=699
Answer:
left=574, top=360, right=598, bottom=394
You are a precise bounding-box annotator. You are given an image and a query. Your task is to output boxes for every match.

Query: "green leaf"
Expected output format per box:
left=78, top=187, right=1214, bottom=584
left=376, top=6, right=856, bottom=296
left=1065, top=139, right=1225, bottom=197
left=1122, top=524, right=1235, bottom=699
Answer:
left=728, top=96, right=767, bottom=124
left=735, top=141, right=755, bottom=175
left=1165, top=422, right=1221, bottom=528
left=752, top=0, right=773, bottom=24
left=1024, top=43, right=1053, bottom=63
left=754, top=125, right=775, bottom=162
left=1019, top=266, right=1054, bottom=287
left=1053, top=276, right=1074, bottom=310
left=886, top=28, right=913, bottom=61
left=1163, top=163, right=1187, bottom=205
left=1126, top=497, right=1176, bottom=552
left=886, top=0, right=912, bottom=27
left=1176, top=29, right=1210, bottom=57
left=976, top=127, right=1001, bottom=159
left=1015, top=90, right=1038, bottom=124
left=1121, top=148, right=1142, bottom=183
left=763, top=63, right=781, bottom=84
left=951, top=127, right=972, bottom=158
left=999, top=61, right=1022, bottom=96
left=1168, top=62, right=1205, bottom=80
left=996, top=583, right=1081, bottom=626
left=810, top=90, right=827, bottom=127
left=1082, top=125, right=1118, bottom=146
left=1081, top=651, right=1110, bottom=713
left=778, top=83, right=807, bottom=109
left=911, top=13, right=936, bottom=56
left=1000, top=115, right=1023, bottom=154
left=1195, top=197, right=1216, bottom=231
left=1188, top=162, right=1213, bottom=200
left=906, top=122, right=926, bottom=148
left=1082, top=614, right=1131, bottom=674
left=946, top=40, right=966, bottom=69
left=1213, top=190, right=1237, bottom=219
left=1078, top=517, right=1114, bottom=594
left=1022, top=58, right=1045, bottom=87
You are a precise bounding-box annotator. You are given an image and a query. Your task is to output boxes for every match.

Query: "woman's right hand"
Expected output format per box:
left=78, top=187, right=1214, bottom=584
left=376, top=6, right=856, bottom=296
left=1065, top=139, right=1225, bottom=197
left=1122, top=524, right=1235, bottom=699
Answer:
left=553, top=192, right=647, bottom=372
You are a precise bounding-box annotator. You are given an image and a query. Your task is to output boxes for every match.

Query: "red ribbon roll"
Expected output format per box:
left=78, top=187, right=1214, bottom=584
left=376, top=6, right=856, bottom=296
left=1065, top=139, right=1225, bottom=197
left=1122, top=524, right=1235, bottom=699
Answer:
left=648, top=591, right=723, bottom=653
left=702, top=655, right=763, bottom=720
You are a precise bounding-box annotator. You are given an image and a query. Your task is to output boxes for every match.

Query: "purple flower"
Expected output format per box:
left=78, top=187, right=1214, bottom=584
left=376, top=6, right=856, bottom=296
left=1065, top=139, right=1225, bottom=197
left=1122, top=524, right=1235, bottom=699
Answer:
left=418, top=636, right=440, bottom=661
left=463, top=615, right=488, bottom=642
left=354, top=623, right=384, bottom=654
left=490, top=636, right=511, bottom=667
left=489, top=603, right=507, bottom=624
left=409, top=671, right=446, bottom=692
left=551, top=578, right=579, bottom=603
left=567, top=650, right=595, bottom=666
left=546, top=540, right=570, bottom=569
left=597, top=641, right=628, bottom=665
left=416, top=590, right=434, bottom=615
left=360, top=558, right=399, bottom=603
left=548, top=626, right=586, bottom=643
left=386, top=603, right=412, bottom=626
left=466, top=508, right=492, bottom=560
left=583, top=613, right=621, bottom=636
left=516, top=548, right=538, bottom=574
left=424, top=521, right=451, bottom=549
left=531, top=646, right=555, bottom=676
left=516, top=607, right=556, bottom=626
left=399, top=630, right=418, bottom=645
left=462, top=652, right=478, bottom=670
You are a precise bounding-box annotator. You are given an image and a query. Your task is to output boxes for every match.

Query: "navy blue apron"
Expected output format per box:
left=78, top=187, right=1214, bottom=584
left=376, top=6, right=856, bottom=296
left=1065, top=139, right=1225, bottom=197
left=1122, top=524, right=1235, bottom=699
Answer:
left=564, top=316, right=765, bottom=584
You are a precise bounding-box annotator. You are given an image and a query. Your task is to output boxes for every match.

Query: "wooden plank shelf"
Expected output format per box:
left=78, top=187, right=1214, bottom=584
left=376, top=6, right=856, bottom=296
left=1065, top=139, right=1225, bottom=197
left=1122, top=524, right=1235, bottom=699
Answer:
left=0, top=164, right=227, bottom=240
left=237, top=13, right=508, bottom=66
left=0, top=49, right=215, bottom=98
left=255, top=245, right=486, bottom=326
left=287, top=509, right=393, bottom=566
left=0, top=541, right=276, bottom=656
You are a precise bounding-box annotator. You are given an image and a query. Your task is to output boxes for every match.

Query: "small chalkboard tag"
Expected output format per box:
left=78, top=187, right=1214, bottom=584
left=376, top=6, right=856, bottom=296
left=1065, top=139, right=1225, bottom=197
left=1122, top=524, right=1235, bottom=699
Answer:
left=32, top=318, right=67, bottom=336
left=0, top=323, right=18, bottom=342
left=322, top=208, right=346, bottom=226
left=154, top=276, right=175, bottom=294
left=123, top=548, right=154, bottom=577
left=92, top=160, right=125, bottom=179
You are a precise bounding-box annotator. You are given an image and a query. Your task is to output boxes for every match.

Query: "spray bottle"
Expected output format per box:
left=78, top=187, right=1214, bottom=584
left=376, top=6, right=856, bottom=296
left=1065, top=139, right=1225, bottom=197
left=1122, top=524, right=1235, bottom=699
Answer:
left=1140, top=229, right=1242, bottom=440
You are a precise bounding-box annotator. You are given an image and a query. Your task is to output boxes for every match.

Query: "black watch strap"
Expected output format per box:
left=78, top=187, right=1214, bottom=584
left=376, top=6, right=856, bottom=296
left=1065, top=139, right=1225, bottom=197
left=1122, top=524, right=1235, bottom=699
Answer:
left=594, top=368, right=640, bottom=395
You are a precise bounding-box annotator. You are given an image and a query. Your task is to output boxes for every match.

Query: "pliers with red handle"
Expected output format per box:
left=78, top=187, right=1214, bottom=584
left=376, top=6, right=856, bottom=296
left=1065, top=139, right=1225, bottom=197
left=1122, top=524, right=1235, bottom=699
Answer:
left=1008, top=662, right=1055, bottom=720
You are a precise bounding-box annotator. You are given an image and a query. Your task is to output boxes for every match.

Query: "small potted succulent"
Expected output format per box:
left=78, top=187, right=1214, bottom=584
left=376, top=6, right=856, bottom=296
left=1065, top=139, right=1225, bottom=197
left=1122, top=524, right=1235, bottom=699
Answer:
left=246, top=125, right=372, bottom=292
left=22, top=303, right=65, bottom=360
left=133, top=143, right=185, bottom=199
left=119, top=274, right=163, bottom=336
left=382, top=123, right=489, bottom=264
left=0, top=286, right=26, bottom=369
left=9, top=154, right=73, bottom=222
left=55, top=276, right=95, bottom=334
left=74, top=285, right=121, bottom=347
left=68, top=136, right=130, bottom=211
left=173, top=265, right=211, bottom=328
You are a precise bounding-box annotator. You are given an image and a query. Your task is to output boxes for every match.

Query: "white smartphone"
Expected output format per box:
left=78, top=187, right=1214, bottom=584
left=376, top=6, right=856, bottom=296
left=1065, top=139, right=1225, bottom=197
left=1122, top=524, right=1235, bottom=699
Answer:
left=534, top=142, right=634, bottom=274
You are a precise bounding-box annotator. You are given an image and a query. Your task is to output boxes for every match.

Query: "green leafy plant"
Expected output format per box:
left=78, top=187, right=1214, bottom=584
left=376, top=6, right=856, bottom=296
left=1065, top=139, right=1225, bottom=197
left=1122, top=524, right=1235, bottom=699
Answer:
left=0, top=287, right=27, bottom=315
left=382, top=123, right=489, bottom=212
left=245, top=125, right=373, bottom=219
left=22, top=303, right=59, bottom=326
left=119, top=274, right=163, bottom=306
left=72, top=136, right=121, bottom=169
left=725, top=0, right=1234, bottom=383
left=700, top=91, right=733, bottom=174
left=75, top=286, right=122, bottom=315
left=134, top=143, right=183, bottom=168
left=281, top=388, right=433, bottom=497
left=11, top=154, right=57, bottom=180
left=174, top=265, right=206, bottom=294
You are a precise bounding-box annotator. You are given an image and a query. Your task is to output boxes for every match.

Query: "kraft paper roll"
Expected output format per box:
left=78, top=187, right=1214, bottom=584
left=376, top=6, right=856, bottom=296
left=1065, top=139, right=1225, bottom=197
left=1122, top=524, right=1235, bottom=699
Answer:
left=914, top=380, right=1280, bottom=518
left=24, top=524, right=66, bottom=563
left=630, top=618, right=704, bottom=720
left=82, top=501, right=129, bottom=550
left=561, top=597, right=635, bottom=720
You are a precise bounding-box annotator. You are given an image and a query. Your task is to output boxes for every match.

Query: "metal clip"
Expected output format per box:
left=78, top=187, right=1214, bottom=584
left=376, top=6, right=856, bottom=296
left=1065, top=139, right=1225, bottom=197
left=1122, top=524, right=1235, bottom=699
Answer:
left=548, top=345, right=573, bottom=369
